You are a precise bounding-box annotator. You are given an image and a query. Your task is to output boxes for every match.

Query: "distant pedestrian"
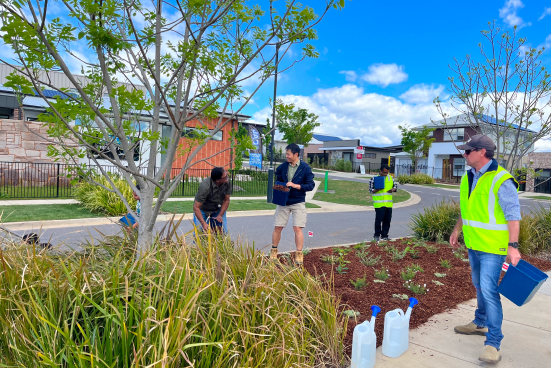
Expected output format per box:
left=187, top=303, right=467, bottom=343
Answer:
left=450, top=134, right=521, bottom=364
left=193, top=167, right=232, bottom=233
left=369, top=164, right=397, bottom=242
left=270, top=143, right=315, bottom=265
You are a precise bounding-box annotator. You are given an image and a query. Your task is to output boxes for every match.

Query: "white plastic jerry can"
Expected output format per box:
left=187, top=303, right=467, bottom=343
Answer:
left=351, top=305, right=381, bottom=368
left=382, top=297, right=419, bottom=358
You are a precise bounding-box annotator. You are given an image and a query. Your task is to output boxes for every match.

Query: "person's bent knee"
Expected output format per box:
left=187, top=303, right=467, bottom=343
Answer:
left=292, top=226, right=303, bottom=233
left=274, top=226, right=284, bottom=232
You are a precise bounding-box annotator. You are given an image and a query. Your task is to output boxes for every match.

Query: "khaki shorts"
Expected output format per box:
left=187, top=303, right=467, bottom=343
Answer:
left=274, top=202, right=307, bottom=228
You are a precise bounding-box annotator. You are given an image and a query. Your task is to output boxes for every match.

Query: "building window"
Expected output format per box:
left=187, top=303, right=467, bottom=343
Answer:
left=182, top=127, right=223, bottom=141
left=365, top=153, right=376, bottom=158
left=453, top=157, right=466, bottom=176
left=0, top=115, right=9, bottom=119
left=27, top=117, right=38, bottom=121
left=444, top=128, right=465, bottom=142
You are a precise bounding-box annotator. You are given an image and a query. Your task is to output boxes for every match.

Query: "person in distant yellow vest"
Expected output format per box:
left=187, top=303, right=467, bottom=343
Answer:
left=369, top=164, right=397, bottom=241
left=449, top=135, right=521, bottom=365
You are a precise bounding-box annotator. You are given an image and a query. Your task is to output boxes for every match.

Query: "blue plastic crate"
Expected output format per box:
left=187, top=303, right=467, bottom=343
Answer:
left=498, top=259, right=548, bottom=307
left=272, top=181, right=290, bottom=206
left=374, top=176, right=386, bottom=189
left=119, top=213, right=137, bottom=226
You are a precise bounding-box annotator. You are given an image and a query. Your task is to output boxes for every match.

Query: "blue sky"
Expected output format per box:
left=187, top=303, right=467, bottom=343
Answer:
left=244, top=0, right=551, bottom=150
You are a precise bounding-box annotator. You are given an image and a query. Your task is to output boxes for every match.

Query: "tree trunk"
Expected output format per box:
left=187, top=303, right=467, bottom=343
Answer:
left=136, top=187, right=155, bottom=255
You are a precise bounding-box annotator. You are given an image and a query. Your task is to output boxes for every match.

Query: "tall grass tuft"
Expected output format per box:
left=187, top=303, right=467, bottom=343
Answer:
left=409, top=199, right=461, bottom=242
left=397, top=173, right=434, bottom=185
left=73, top=174, right=137, bottom=216
left=0, top=231, right=346, bottom=367
left=519, top=205, right=551, bottom=254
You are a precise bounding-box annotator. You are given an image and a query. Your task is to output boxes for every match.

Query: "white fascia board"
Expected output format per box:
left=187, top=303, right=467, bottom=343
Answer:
left=319, top=146, right=355, bottom=151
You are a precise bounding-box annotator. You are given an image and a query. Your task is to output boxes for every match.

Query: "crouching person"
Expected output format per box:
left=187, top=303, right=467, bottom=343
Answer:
left=193, top=167, right=231, bottom=234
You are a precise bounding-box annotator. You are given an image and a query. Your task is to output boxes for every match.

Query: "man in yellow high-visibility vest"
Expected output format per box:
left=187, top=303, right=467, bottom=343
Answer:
left=369, top=164, right=397, bottom=242
left=450, top=134, right=521, bottom=364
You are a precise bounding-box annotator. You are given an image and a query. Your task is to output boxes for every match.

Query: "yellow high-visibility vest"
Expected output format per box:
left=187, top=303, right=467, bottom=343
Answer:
left=459, top=165, right=517, bottom=255
left=373, top=175, right=394, bottom=208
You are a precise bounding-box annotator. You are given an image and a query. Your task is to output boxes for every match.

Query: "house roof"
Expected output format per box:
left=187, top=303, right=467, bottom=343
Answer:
left=424, top=113, right=537, bottom=133
left=312, top=133, right=343, bottom=142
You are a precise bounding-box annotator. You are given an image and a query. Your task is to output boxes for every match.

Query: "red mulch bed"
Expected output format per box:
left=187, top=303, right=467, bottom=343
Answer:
left=292, top=239, right=551, bottom=356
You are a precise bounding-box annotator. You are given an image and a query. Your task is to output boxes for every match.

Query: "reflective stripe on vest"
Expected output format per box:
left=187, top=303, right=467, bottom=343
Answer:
left=373, top=175, right=394, bottom=208
left=459, top=165, right=517, bottom=256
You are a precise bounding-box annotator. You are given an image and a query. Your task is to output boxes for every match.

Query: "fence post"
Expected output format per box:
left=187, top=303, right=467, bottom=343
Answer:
left=56, top=163, right=60, bottom=198
left=181, top=173, right=185, bottom=196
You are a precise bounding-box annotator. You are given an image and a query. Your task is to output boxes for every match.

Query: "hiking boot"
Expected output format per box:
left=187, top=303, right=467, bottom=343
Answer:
left=454, top=322, right=488, bottom=336
left=270, top=247, right=278, bottom=261
left=479, top=345, right=502, bottom=364
left=294, top=251, right=303, bottom=265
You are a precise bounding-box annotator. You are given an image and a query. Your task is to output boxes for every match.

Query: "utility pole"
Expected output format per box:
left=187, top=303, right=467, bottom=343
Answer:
left=267, top=42, right=280, bottom=203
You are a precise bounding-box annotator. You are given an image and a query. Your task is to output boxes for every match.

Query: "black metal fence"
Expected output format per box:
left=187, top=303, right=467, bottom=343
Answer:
left=0, top=161, right=269, bottom=199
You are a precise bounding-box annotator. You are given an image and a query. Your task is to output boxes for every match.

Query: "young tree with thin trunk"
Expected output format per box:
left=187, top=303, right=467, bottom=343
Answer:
left=434, top=21, right=551, bottom=174
left=398, top=124, right=434, bottom=172
left=275, top=100, right=320, bottom=146
left=0, top=0, right=345, bottom=254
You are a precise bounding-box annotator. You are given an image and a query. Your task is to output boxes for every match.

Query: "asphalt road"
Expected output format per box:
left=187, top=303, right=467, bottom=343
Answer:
left=8, top=177, right=550, bottom=254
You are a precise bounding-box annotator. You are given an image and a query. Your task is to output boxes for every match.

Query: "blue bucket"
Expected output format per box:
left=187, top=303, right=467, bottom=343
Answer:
left=272, top=181, right=290, bottom=206
left=498, top=259, right=548, bottom=307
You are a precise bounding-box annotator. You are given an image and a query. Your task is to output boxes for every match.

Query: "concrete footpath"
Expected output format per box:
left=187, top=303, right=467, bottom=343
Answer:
left=373, top=272, right=551, bottom=368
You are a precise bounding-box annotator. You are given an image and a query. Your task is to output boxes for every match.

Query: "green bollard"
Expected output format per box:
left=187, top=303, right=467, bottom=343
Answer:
left=324, top=171, right=328, bottom=193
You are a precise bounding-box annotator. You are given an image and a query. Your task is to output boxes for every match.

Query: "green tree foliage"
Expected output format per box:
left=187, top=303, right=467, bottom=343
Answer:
left=0, top=0, right=345, bottom=252
left=399, top=125, right=435, bottom=170
left=276, top=100, right=321, bottom=146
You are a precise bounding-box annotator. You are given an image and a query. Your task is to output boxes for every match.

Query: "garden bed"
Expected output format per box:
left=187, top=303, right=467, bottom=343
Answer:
left=294, top=238, right=551, bottom=356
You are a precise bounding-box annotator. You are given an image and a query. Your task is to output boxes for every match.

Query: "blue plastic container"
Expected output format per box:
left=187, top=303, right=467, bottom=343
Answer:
left=498, top=259, right=548, bottom=307
left=272, top=181, right=290, bottom=206
left=374, top=176, right=385, bottom=189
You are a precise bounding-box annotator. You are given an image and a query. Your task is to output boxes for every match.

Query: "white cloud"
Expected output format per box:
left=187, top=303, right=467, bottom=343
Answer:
left=248, top=84, right=454, bottom=146
left=535, top=139, right=551, bottom=152
left=539, top=7, right=551, bottom=21
left=400, top=84, right=446, bottom=104
left=539, top=35, right=551, bottom=50
left=339, top=70, right=358, bottom=82
left=362, top=63, right=408, bottom=88
left=499, top=0, right=531, bottom=28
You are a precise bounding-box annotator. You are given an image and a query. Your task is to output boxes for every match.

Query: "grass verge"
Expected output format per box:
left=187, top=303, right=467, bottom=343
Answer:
left=0, top=232, right=346, bottom=366
left=313, top=178, right=410, bottom=206
left=526, top=196, right=551, bottom=201
left=419, top=183, right=460, bottom=189
left=0, top=204, right=103, bottom=223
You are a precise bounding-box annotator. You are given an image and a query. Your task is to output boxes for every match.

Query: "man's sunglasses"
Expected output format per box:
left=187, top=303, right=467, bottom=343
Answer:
left=464, top=149, right=480, bottom=155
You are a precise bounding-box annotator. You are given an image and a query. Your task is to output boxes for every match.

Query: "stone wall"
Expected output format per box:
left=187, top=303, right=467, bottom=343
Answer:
left=329, top=150, right=343, bottom=166
left=526, top=152, right=551, bottom=192
left=0, top=119, right=53, bottom=163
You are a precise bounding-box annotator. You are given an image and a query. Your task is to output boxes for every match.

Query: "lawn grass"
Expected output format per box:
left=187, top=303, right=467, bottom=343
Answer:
left=0, top=204, right=103, bottom=223
left=161, top=200, right=320, bottom=213
left=526, top=196, right=551, bottom=201
left=313, top=178, right=410, bottom=206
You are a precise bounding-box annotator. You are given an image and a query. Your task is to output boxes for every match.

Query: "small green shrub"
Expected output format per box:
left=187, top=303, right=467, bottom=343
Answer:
left=432, top=280, right=444, bottom=286
left=390, top=246, right=410, bottom=262
left=73, top=174, right=138, bottom=216
left=374, top=267, right=390, bottom=281
left=356, top=250, right=381, bottom=267
left=302, top=248, right=311, bottom=255
left=434, top=272, right=447, bottom=278
left=409, top=200, right=461, bottom=242
left=350, top=274, right=368, bottom=290
left=333, top=247, right=352, bottom=256
left=404, top=281, right=427, bottom=295
left=400, top=264, right=423, bottom=281
left=424, top=244, right=439, bottom=254
left=342, top=310, right=360, bottom=318
left=397, top=173, right=435, bottom=185
left=354, top=242, right=369, bottom=250
left=335, top=263, right=349, bottom=274
left=320, top=254, right=340, bottom=264
left=392, top=294, right=409, bottom=300
left=439, top=259, right=453, bottom=269
left=0, top=190, right=9, bottom=199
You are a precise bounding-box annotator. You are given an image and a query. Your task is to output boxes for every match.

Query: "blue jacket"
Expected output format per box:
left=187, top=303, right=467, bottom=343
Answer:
left=275, top=161, right=315, bottom=205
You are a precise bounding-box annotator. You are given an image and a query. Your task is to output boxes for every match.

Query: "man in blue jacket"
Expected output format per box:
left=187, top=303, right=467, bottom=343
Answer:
left=270, top=143, right=315, bottom=265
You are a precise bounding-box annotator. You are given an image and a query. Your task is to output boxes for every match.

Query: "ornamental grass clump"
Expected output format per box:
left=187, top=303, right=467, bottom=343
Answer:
left=409, top=199, right=461, bottom=242
left=0, top=230, right=346, bottom=367
left=73, top=173, right=138, bottom=216
left=397, top=173, right=434, bottom=185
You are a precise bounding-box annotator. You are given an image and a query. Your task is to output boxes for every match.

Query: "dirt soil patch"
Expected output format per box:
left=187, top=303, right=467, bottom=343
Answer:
left=294, top=239, right=551, bottom=356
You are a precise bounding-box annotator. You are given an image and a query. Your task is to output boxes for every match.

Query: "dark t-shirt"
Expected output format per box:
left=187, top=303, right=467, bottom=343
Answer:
left=195, top=177, right=232, bottom=214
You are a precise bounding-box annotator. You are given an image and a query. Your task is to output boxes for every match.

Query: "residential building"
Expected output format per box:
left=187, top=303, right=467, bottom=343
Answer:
left=526, top=152, right=551, bottom=194
left=397, top=113, right=535, bottom=179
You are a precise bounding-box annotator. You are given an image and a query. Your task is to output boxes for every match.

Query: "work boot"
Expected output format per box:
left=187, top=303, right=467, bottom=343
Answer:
left=270, top=247, right=278, bottom=261
left=294, top=251, right=303, bottom=265
left=454, top=322, right=488, bottom=336
left=479, top=345, right=502, bottom=364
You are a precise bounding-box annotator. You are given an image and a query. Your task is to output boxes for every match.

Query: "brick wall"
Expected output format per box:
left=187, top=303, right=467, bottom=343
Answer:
left=0, top=119, right=54, bottom=163
left=172, top=117, right=237, bottom=171
left=526, top=152, right=551, bottom=192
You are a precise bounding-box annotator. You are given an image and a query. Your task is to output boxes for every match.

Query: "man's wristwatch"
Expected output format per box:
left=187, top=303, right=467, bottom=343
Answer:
left=508, top=242, right=519, bottom=249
